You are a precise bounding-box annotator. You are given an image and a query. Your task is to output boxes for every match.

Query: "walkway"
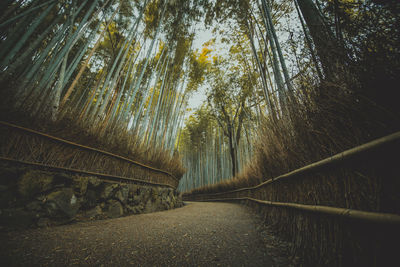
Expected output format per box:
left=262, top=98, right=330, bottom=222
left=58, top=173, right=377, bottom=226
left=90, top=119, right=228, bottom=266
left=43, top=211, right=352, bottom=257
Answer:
left=0, top=202, right=290, bottom=266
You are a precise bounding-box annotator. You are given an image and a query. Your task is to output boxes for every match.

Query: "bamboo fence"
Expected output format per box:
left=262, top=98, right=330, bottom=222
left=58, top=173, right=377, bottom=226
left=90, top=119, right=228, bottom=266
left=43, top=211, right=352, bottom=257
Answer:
left=0, top=121, right=179, bottom=188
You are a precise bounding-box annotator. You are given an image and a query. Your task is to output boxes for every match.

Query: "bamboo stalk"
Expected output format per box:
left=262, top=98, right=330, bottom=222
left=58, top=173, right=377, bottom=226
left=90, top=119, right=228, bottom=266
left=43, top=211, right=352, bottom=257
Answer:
left=60, top=4, right=121, bottom=108
left=0, top=0, right=57, bottom=28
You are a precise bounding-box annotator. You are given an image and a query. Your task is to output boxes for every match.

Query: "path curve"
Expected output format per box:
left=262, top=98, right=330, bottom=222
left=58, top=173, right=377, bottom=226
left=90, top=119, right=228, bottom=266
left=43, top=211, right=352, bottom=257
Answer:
left=1, top=202, right=278, bottom=266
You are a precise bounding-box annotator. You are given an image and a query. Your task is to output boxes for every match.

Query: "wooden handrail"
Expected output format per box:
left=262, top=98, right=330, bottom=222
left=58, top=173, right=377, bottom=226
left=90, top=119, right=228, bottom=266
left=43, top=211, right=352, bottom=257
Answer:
left=194, top=197, right=400, bottom=225
left=0, top=156, right=175, bottom=188
left=0, top=120, right=179, bottom=181
left=186, top=131, right=400, bottom=197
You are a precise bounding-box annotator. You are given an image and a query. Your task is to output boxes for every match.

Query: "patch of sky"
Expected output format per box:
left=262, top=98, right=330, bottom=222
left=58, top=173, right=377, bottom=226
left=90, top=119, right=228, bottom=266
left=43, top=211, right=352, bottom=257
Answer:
left=185, top=24, right=213, bottom=113
left=185, top=21, right=230, bottom=119
left=183, top=2, right=302, bottom=120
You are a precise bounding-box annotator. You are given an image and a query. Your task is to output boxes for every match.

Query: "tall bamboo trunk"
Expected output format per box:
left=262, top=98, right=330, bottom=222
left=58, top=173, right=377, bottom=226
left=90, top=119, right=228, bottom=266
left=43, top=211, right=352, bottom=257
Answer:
left=296, top=0, right=344, bottom=81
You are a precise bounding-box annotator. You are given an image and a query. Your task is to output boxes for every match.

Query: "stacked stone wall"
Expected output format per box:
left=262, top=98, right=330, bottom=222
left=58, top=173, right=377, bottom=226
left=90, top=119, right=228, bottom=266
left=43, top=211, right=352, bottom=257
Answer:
left=0, top=163, right=183, bottom=230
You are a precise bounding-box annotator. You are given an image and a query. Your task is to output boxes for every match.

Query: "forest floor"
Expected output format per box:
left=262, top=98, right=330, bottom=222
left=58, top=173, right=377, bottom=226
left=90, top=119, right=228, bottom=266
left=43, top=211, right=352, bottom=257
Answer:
left=0, top=202, right=293, bottom=267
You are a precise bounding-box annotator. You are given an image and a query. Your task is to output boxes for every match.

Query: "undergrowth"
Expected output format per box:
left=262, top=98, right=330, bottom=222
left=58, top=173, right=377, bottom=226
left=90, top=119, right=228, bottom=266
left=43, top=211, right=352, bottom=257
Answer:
left=0, top=111, right=186, bottom=180
left=188, top=79, right=400, bottom=195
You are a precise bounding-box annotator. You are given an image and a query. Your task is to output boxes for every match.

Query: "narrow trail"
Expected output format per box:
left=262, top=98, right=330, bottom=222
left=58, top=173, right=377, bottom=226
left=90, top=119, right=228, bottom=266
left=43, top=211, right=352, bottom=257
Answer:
left=0, top=202, right=289, bottom=267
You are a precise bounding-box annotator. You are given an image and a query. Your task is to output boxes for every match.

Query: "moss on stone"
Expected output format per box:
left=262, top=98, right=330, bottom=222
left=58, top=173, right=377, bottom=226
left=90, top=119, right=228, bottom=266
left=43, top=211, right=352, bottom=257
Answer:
left=45, top=188, right=79, bottom=219
left=73, top=176, right=89, bottom=196
left=151, top=188, right=158, bottom=200
left=18, top=170, right=54, bottom=199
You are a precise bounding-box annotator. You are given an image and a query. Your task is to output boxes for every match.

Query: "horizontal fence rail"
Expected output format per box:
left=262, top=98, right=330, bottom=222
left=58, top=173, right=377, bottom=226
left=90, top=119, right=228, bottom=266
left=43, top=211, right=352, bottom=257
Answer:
left=184, top=131, right=400, bottom=224
left=0, top=121, right=178, bottom=181
left=194, top=197, right=400, bottom=225
left=186, top=131, right=400, bottom=197
left=0, top=156, right=175, bottom=188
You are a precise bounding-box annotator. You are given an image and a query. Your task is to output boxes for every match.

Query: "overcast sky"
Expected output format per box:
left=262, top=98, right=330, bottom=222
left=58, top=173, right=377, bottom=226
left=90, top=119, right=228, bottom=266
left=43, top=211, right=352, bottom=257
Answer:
left=184, top=24, right=213, bottom=116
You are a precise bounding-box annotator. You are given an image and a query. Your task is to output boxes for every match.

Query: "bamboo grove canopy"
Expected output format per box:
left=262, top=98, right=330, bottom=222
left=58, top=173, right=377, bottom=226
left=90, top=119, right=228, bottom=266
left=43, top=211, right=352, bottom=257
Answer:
left=0, top=0, right=211, bottom=179
left=0, top=0, right=399, bottom=191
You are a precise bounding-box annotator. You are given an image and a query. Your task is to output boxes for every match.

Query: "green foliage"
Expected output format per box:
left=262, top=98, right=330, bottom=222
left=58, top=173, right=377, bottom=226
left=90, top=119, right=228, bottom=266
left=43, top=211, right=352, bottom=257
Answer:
left=180, top=105, right=215, bottom=151
left=143, top=0, right=162, bottom=38
left=186, top=46, right=212, bottom=92
left=97, top=22, right=126, bottom=59
left=2, top=0, right=398, bottom=194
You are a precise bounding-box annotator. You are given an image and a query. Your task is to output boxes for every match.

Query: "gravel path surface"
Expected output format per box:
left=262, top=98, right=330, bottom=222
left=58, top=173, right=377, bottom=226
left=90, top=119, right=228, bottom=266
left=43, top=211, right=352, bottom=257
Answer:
left=0, top=202, right=286, bottom=266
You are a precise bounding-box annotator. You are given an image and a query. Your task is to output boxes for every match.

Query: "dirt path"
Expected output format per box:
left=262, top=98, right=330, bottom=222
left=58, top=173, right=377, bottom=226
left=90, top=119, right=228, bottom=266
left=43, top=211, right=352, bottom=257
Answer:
left=0, top=202, right=288, bottom=266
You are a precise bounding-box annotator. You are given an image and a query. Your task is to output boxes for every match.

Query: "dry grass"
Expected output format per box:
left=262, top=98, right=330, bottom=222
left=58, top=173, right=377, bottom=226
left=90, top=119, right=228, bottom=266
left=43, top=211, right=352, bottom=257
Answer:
left=0, top=111, right=185, bottom=183
left=188, top=80, right=399, bottom=195
left=186, top=157, right=400, bottom=265
left=184, top=80, right=400, bottom=265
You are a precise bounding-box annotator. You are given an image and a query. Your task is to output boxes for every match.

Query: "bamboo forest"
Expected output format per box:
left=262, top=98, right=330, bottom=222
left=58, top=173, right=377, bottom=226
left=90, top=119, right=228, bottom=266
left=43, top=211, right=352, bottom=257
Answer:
left=0, top=0, right=399, bottom=266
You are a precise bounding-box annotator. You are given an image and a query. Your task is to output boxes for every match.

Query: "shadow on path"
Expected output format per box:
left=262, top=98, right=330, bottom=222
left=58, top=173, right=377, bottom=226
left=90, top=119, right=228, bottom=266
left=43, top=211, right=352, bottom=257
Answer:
left=0, top=202, right=286, bottom=266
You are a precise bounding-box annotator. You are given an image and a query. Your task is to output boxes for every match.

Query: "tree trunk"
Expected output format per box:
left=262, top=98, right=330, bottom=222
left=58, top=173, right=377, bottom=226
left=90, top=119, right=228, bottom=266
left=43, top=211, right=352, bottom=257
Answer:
left=227, top=125, right=238, bottom=177
left=262, top=0, right=293, bottom=94
left=296, top=0, right=344, bottom=80
left=294, top=0, right=323, bottom=80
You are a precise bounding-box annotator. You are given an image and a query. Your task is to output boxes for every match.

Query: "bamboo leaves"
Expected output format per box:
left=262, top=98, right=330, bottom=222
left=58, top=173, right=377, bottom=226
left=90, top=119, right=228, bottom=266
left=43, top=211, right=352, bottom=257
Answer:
left=0, top=0, right=231, bottom=183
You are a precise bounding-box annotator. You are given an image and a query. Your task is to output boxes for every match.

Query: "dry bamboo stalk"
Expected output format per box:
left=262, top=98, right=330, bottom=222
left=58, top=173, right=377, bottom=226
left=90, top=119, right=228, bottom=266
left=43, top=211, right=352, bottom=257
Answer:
left=0, top=121, right=179, bottom=180
left=0, top=156, right=176, bottom=188
left=194, top=197, right=400, bottom=224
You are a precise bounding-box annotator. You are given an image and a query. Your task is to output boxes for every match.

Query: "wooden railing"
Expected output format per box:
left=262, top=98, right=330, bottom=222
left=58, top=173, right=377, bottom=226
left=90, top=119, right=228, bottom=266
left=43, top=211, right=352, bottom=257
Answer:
left=0, top=121, right=179, bottom=188
left=184, top=131, right=400, bottom=224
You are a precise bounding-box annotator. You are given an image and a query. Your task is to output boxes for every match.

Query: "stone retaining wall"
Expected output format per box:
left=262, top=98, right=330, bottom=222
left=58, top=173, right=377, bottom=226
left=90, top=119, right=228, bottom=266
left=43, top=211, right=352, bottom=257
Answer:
left=0, top=164, right=183, bottom=230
